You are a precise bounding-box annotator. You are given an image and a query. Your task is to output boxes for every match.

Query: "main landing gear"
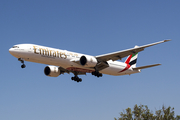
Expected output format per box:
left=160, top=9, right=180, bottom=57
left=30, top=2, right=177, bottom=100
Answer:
left=71, top=75, right=82, bottom=83
left=92, top=71, right=103, bottom=78
left=18, top=58, right=26, bottom=68
left=71, top=72, right=82, bottom=83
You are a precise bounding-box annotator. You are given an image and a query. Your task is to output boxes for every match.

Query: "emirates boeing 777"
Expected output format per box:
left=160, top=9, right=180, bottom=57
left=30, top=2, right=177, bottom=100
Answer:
left=9, top=40, right=170, bottom=82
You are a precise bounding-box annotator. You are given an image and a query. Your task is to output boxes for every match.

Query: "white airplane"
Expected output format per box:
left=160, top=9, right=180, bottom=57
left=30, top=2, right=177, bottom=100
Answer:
left=9, top=40, right=170, bottom=82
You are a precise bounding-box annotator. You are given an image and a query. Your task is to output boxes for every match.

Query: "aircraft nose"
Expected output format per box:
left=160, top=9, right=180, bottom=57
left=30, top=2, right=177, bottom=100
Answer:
left=9, top=48, right=12, bottom=53
left=9, top=48, right=16, bottom=55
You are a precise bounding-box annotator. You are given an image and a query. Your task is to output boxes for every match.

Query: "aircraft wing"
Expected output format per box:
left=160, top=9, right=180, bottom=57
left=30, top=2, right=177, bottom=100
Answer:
left=59, top=67, right=86, bottom=75
left=96, top=40, right=170, bottom=61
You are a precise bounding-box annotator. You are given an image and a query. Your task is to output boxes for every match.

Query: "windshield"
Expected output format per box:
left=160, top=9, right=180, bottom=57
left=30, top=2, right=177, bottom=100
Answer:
left=12, top=46, right=19, bottom=48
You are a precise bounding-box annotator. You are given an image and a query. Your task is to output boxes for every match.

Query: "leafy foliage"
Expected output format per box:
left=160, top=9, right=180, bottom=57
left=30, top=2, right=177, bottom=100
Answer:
left=114, top=104, right=180, bottom=120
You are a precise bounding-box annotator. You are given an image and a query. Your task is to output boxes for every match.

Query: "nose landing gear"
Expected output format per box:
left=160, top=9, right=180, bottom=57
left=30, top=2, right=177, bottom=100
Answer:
left=18, top=58, right=26, bottom=68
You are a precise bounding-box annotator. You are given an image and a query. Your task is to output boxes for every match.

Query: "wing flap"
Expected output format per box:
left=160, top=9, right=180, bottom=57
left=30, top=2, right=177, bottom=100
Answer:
left=132, top=64, right=161, bottom=70
left=96, top=61, right=109, bottom=71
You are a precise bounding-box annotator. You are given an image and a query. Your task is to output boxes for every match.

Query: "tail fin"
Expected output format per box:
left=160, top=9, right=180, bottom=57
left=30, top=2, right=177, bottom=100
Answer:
left=125, top=46, right=139, bottom=68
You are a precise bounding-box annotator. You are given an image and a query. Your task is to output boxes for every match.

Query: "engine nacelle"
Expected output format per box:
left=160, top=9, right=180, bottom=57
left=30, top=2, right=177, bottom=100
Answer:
left=44, top=66, right=60, bottom=77
left=80, top=55, right=98, bottom=67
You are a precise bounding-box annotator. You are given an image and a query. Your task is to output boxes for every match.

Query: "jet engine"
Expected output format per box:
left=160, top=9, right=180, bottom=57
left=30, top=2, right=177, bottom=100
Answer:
left=44, top=66, right=60, bottom=77
left=80, top=55, right=98, bottom=67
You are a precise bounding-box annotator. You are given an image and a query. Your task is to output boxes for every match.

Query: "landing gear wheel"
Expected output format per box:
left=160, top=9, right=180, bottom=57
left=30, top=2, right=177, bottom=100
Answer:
left=71, top=76, right=82, bottom=83
left=92, top=71, right=103, bottom=78
left=21, top=64, right=26, bottom=68
left=79, top=78, right=82, bottom=82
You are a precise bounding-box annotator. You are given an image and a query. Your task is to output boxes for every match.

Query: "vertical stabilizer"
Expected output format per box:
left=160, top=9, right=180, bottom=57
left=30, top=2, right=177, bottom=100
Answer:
left=125, top=46, right=139, bottom=68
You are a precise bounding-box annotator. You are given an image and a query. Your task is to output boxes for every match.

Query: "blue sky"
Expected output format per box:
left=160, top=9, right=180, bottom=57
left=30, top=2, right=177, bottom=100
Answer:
left=1, top=0, right=180, bottom=120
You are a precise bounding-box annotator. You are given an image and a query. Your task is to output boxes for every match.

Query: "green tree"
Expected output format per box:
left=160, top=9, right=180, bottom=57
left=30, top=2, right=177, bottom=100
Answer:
left=114, top=104, right=180, bottom=120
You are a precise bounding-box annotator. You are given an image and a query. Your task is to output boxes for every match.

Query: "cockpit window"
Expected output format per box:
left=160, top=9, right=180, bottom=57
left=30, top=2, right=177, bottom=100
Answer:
left=12, top=46, right=19, bottom=48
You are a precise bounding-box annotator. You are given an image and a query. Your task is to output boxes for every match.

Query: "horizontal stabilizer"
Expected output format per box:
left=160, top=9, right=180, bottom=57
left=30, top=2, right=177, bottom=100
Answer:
left=132, top=64, right=161, bottom=70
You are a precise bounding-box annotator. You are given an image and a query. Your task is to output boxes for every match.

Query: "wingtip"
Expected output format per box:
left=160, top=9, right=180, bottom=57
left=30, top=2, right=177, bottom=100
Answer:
left=153, top=64, right=161, bottom=66
left=164, top=39, right=171, bottom=42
